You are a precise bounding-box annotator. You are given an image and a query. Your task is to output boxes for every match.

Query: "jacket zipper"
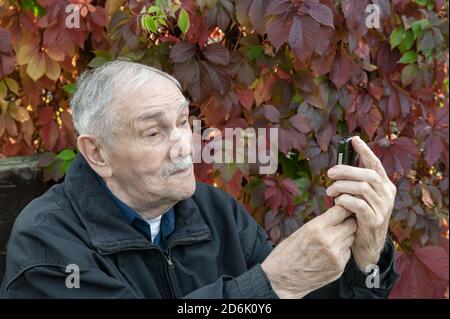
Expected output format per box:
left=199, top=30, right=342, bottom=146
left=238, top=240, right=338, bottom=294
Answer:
left=161, top=233, right=212, bottom=298
left=102, top=233, right=212, bottom=298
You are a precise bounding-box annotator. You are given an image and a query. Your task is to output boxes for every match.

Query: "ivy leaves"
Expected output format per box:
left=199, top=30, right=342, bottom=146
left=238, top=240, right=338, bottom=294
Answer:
left=265, top=0, right=334, bottom=62
left=170, top=41, right=231, bottom=101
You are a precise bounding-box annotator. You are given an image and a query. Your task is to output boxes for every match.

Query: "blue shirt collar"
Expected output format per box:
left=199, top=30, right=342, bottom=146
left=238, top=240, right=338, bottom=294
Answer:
left=96, top=175, right=175, bottom=247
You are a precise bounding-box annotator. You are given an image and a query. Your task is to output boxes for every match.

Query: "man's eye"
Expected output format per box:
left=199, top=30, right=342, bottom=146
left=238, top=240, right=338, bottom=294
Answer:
left=146, top=132, right=160, bottom=138
left=179, top=119, right=188, bottom=126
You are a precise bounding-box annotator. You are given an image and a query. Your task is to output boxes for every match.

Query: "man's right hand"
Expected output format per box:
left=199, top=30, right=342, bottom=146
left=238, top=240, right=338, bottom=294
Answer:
left=261, top=205, right=357, bottom=299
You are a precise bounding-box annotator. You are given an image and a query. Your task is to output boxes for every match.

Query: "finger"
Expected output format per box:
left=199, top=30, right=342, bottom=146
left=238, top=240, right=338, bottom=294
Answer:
left=340, top=248, right=352, bottom=266
left=327, top=165, right=385, bottom=196
left=322, top=205, right=354, bottom=226
left=340, top=234, right=355, bottom=250
left=351, top=136, right=390, bottom=182
left=326, top=180, right=381, bottom=213
left=333, top=217, right=357, bottom=240
left=334, top=193, right=380, bottom=225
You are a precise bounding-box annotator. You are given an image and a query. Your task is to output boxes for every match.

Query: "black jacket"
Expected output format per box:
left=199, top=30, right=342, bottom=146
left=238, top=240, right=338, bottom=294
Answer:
left=0, top=154, right=398, bottom=298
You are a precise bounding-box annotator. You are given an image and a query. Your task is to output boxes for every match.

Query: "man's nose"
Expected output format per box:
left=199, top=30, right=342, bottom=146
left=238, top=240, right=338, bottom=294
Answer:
left=169, top=127, right=193, bottom=159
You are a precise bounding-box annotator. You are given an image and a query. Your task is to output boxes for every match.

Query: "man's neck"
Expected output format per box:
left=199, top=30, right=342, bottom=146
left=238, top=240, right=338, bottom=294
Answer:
left=104, top=178, right=176, bottom=220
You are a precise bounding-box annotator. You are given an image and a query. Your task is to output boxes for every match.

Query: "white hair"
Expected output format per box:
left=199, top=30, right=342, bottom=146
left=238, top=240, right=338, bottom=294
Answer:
left=70, top=59, right=181, bottom=145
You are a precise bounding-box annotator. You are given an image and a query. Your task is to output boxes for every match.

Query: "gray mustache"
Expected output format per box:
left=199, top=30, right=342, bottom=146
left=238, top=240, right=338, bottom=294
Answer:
left=164, top=156, right=193, bottom=177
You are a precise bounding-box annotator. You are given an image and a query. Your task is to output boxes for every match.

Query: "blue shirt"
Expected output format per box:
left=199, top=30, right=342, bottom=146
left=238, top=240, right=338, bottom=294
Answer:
left=97, top=176, right=175, bottom=248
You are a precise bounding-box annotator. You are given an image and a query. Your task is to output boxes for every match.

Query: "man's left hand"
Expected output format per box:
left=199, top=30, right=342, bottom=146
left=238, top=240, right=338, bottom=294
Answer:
left=326, top=136, right=397, bottom=272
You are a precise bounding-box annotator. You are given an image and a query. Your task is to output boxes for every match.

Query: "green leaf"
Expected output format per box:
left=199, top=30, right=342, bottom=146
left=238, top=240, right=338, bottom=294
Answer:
left=140, top=14, right=147, bottom=30
left=398, top=30, right=415, bottom=53
left=295, top=177, right=311, bottom=190
left=92, top=50, right=112, bottom=59
left=63, top=83, right=77, bottom=95
left=147, top=6, right=161, bottom=14
left=88, top=56, right=108, bottom=68
left=414, top=0, right=428, bottom=6
left=419, top=19, right=431, bottom=30
left=60, top=159, right=74, bottom=175
left=5, top=78, right=19, bottom=95
left=42, top=160, right=63, bottom=182
left=390, top=26, right=405, bottom=49
left=56, top=149, right=77, bottom=161
left=247, top=45, right=263, bottom=61
left=292, top=93, right=302, bottom=104
left=8, top=104, right=30, bottom=122
left=280, top=153, right=300, bottom=179
left=157, top=16, right=168, bottom=27
left=401, top=63, right=418, bottom=86
left=144, top=15, right=158, bottom=33
left=21, top=0, right=46, bottom=18
left=412, top=21, right=422, bottom=39
left=178, top=8, right=190, bottom=34
left=0, top=82, right=6, bottom=99
left=398, top=51, right=417, bottom=64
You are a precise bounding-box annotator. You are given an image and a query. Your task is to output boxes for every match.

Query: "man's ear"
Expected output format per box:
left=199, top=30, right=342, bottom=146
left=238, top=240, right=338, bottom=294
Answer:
left=77, top=135, right=113, bottom=178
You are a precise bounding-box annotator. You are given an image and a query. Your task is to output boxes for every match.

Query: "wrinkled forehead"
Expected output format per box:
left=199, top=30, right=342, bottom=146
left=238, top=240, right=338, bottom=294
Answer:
left=112, top=75, right=189, bottom=130
left=116, top=70, right=185, bottom=104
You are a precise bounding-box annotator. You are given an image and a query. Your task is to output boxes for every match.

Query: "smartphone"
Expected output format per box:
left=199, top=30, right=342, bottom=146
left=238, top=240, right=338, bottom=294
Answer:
left=333, top=137, right=360, bottom=206
left=336, top=137, right=359, bottom=167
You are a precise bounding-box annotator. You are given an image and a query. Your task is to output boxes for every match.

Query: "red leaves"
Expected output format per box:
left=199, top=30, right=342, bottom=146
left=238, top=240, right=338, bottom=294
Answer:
left=264, top=175, right=300, bottom=215
left=265, top=0, right=333, bottom=62
left=288, top=16, right=321, bottom=61
left=253, top=71, right=276, bottom=106
left=330, top=46, right=356, bottom=89
left=37, top=106, right=58, bottom=151
left=341, top=0, right=369, bottom=40
left=169, top=41, right=196, bottom=63
left=414, top=105, right=449, bottom=166
left=203, top=0, right=234, bottom=31
left=262, top=104, right=311, bottom=154
left=171, top=41, right=231, bottom=101
left=416, top=246, right=449, bottom=281
left=40, top=120, right=59, bottom=151
left=235, top=86, right=254, bottom=111
left=236, top=0, right=269, bottom=35
left=344, top=89, right=382, bottom=139
left=0, top=0, right=448, bottom=298
left=204, top=43, right=230, bottom=66
left=307, top=1, right=334, bottom=28
left=0, top=28, right=15, bottom=78
left=390, top=245, right=449, bottom=298
left=185, top=14, right=209, bottom=47
left=370, top=136, right=419, bottom=175
left=376, top=43, right=401, bottom=76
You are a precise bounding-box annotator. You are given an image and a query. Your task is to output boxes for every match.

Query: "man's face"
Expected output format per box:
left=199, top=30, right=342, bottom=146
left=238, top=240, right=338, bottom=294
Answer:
left=105, top=76, right=196, bottom=210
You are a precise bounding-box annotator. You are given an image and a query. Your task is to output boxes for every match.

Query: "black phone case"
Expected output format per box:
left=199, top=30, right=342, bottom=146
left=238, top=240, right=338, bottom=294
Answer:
left=336, top=137, right=359, bottom=167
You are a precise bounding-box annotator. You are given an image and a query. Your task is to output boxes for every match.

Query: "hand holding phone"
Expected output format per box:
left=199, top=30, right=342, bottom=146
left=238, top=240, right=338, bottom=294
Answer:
left=336, top=137, right=359, bottom=167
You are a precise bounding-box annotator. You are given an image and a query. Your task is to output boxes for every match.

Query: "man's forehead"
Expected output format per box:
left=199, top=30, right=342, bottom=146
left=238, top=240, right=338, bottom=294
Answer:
left=134, top=99, right=190, bottom=122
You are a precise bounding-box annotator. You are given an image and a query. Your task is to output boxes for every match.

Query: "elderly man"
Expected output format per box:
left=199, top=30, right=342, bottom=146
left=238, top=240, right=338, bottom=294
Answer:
left=1, top=60, right=398, bottom=299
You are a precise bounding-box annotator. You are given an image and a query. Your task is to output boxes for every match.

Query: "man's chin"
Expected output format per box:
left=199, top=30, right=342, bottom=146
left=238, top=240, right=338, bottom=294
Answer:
left=169, top=174, right=196, bottom=200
